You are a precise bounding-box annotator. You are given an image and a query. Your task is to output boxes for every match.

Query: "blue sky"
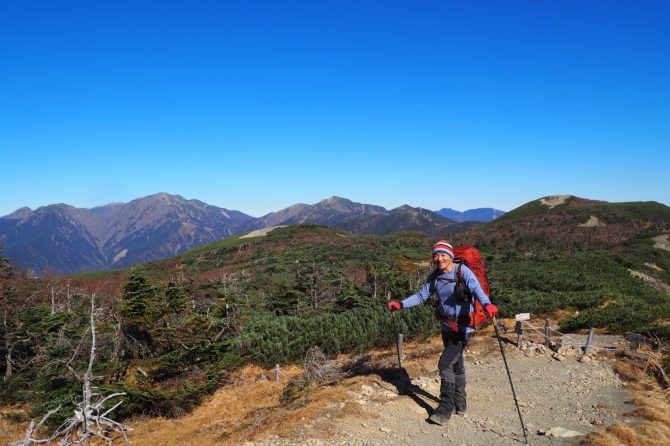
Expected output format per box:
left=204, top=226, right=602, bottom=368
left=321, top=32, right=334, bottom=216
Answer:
left=1, top=0, right=669, bottom=217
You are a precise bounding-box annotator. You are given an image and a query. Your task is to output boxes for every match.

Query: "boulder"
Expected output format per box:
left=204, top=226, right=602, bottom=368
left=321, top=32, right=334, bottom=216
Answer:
left=545, top=426, right=583, bottom=438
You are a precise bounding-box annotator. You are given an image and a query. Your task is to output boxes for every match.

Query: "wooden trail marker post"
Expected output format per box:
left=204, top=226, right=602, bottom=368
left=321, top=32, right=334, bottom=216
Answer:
left=515, top=313, right=530, bottom=348
left=544, top=319, right=552, bottom=348
left=584, top=327, right=595, bottom=354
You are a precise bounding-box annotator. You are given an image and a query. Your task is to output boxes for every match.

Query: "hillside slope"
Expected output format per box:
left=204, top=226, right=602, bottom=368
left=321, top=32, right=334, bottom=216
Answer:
left=462, top=195, right=670, bottom=252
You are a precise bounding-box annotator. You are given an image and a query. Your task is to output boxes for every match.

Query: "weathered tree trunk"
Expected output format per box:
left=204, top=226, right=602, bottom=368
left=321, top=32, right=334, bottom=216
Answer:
left=3, top=306, right=12, bottom=379
left=81, top=294, right=97, bottom=439
left=17, top=292, right=131, bottom=445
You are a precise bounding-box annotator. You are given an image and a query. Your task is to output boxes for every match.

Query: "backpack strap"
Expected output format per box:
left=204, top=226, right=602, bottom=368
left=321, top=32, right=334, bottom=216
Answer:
left=456, top=263, right=463, bottom=283
left=429, top=269, right=439, bottom=296
left=456, top=263, right=473, bottom=302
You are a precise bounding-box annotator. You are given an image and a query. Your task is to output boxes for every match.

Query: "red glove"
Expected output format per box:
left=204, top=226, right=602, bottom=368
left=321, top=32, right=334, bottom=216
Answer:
left=386, top=301, right=403, bottom=312
left=484, top=304, right=499, bottom=318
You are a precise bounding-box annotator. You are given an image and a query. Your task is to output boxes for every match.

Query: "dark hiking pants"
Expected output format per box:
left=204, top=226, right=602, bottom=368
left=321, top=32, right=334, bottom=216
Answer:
left=438, top=329, right=471, bottom=383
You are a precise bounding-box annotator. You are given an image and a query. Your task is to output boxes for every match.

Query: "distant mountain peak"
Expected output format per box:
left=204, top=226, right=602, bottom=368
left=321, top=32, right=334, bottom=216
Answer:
left=3, top=206, right=33, bottom=220
left=0, top=194, right=254, bottom=275
left=324, top=195, right=348, bottom=203
left=395, top=204, right=415, bottom=211
left=140, top=192, right=186, bottom=204
left=435, top=207, right=505, bottom=222
left=537, top=195, right=606, bottom=210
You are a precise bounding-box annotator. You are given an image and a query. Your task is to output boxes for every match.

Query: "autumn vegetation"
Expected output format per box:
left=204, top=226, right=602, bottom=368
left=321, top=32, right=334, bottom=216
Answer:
left=1, top=198, right=670, bottom=431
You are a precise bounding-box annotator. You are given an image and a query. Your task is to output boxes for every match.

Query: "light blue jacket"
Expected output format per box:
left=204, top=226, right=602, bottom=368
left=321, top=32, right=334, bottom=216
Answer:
left=401, top=264, right=491, bottom=333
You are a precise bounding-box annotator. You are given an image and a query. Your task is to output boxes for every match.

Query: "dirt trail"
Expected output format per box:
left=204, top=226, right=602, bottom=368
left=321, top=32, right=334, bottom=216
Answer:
left=247, top=333, right=633, bottom=446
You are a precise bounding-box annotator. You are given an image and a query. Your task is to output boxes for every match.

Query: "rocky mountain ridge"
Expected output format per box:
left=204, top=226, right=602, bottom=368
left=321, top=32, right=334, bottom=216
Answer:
left=0, top=194, right=503, bottom=275
left=0, top=193, right=253, bottom=274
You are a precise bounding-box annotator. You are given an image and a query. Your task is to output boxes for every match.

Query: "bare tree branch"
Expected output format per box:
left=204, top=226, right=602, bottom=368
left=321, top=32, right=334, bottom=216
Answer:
left=15, top=294, right=132, bottom=446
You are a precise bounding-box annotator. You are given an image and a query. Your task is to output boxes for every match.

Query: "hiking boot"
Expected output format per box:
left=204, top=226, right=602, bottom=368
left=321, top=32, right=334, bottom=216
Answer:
left=428, top=405, right=452, bottom=425
left=428, top=382, right=455, bottom=425
left=454, top=374, right=467, bottom=415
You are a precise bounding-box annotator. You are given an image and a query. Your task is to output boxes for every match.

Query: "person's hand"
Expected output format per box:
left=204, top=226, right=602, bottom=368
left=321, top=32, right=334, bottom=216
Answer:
left=386, top=301, right=403, bottom=312
left=484, top=304, right=499, bottom=318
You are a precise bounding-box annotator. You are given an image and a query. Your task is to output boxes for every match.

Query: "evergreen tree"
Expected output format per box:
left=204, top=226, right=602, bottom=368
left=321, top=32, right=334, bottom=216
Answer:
left=119, top=268, right=159, bottom=325
left=165, top=280, right=189, bottom=313
left=117, top=269, right=161, bottom=359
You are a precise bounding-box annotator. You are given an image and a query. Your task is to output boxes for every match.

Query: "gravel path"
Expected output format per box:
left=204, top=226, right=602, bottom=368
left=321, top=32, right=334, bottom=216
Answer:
left=249, top=334, right=633, bottom=446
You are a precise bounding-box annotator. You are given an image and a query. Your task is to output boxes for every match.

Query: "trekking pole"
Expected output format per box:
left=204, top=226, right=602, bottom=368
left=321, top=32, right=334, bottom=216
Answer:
left=390, top=311, right=405, bottom=391
left=489, top=312, right=530, bottom=445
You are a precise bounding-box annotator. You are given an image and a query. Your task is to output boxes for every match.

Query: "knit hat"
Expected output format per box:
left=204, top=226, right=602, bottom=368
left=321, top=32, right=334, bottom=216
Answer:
left=432, top=240, right=454, bottom=259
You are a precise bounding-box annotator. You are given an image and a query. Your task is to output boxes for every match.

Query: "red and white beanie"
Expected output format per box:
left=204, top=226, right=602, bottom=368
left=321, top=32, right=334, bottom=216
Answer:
left=432, top=240, right=454, bottom=259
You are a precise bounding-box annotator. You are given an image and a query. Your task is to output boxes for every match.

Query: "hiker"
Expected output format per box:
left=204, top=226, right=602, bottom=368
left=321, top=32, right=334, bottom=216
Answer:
left=386, top=240, right=498, bottom=425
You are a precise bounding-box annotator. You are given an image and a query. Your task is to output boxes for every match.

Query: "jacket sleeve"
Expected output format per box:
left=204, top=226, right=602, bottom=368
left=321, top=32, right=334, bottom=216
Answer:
left=463, top=266, right=491, bottom=306
left=400, top=276, right=433, bottom=309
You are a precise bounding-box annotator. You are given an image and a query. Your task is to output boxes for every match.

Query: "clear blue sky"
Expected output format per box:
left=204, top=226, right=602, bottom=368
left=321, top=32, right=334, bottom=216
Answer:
left=1, top=0, right=669, bottom=217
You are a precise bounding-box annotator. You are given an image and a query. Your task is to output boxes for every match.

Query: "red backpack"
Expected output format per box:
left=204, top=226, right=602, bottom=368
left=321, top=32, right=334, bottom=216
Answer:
left=453, top=246, right=491, bottom=327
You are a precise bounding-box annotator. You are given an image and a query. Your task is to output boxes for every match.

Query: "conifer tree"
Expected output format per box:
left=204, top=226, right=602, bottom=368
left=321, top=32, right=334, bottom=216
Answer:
left=165, top=280, right=189, bottom=313
left=119, top=268, right=159, bottom=325
left=117, top=268, right=161, bottom=359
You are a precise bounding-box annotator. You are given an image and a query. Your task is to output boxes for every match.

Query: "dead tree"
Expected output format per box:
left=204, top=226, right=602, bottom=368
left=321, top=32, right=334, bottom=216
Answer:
left=14, top=294, right=131, bottom=446
left=646, top=332, right=670, bottom=386
left=303, top=346, right=342, bottom=385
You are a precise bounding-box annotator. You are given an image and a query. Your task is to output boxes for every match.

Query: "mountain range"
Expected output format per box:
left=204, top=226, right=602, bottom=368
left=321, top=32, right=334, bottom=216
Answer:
left=0, top=193, right=503, bottom=275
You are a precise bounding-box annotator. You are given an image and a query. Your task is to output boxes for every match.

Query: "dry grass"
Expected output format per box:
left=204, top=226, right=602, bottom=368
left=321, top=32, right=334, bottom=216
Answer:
left=582, top=361, right=670, bottom=446
left=124, top=337, right=451, bottom=446
left=125, top=362, right=371, bottom=446
left=0, top=404, right=31, bottom=444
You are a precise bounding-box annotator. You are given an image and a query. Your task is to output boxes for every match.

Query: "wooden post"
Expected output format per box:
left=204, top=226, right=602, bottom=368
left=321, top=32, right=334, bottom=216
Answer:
left=514, top=314, right=530, bottom=349
left=544, top=320, right=552, bottom=348
left=398, top=334, right=404, bottom=362
left=275, top=364, right=280, bottom=383
left=627, top=334, right=645, bottom=351
left=515, top=321, right=523, bottom=348
left=584, top=327, right=595, bottom=355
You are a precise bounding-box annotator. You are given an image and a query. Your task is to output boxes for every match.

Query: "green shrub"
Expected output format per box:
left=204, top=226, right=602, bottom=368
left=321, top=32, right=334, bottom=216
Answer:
left=236, top=305, right=439, bottom=367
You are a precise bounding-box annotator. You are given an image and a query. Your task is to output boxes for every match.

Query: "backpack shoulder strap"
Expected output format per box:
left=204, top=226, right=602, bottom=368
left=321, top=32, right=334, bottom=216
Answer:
left=456, top=262, right=474, bottom=300
left=428, top=268, right=439, bottom=295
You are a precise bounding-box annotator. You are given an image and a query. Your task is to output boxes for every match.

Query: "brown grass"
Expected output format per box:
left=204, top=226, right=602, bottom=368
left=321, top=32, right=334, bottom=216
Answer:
left=123, top=336, right=454, bottom=445
left=582, top=361, right=670, bottom=446
left=124, top=362, right=375, bottom=446
left=0, top=404, right=31, bottom=444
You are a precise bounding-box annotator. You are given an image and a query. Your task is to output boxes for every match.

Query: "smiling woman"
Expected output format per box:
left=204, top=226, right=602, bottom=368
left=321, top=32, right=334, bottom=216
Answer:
left=386, top=240, right=498, bottom=425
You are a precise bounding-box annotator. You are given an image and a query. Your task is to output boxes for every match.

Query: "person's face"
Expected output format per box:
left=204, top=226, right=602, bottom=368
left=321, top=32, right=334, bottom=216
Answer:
left=433, top=253, right=453, bottom=272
